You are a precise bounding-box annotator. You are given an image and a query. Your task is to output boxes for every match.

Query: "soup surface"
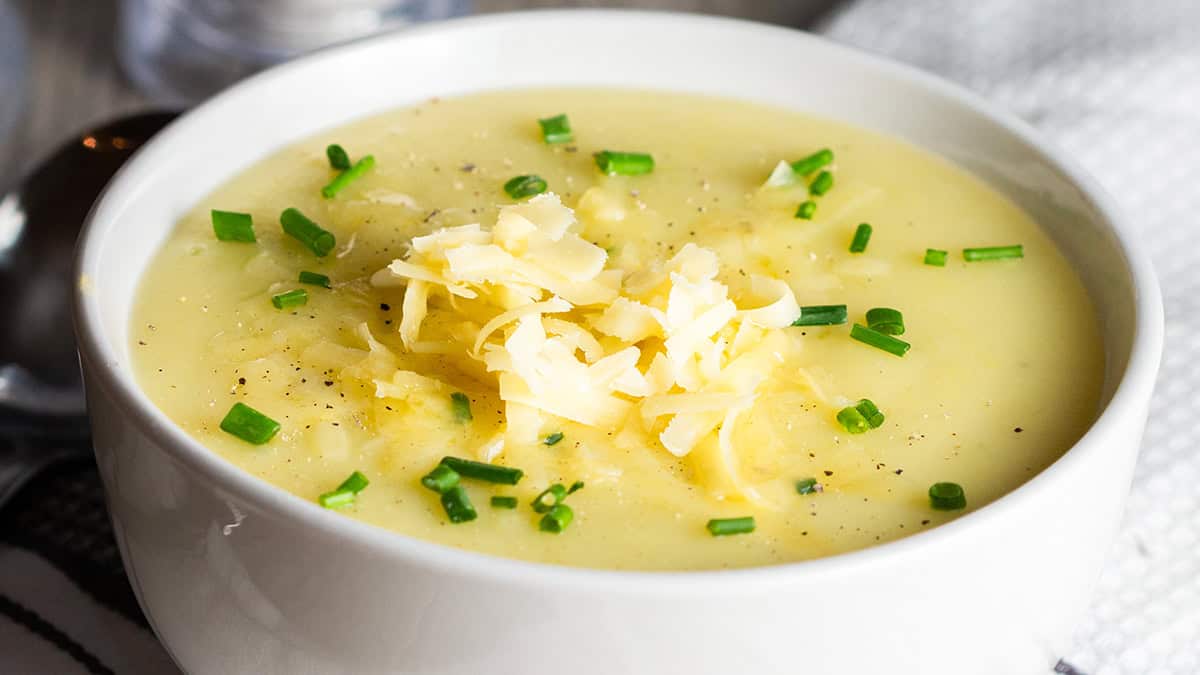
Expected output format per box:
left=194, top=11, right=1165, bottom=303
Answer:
left=131, top=89, right=1103, bottom=570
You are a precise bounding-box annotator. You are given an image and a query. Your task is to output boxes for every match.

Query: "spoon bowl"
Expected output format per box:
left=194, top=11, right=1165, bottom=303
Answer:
left=0, top=111, right=178, bottom=420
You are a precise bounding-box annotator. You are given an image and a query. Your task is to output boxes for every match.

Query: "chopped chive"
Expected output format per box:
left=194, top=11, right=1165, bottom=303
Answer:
left=280, top=208, right=336, bottom=257
left=763, top=160, right=797, bottom=188
left=836, top=405, right=869, bottom=434
left=840, top=393, right=888, bottom=429
left=865, top=307, right=905, bottom=335
left=450, top=392, right=472, bottom=422
left=706, top=516, right=756, bottom=537
left=219, top=402, right=280, bottom=445
left=539, top=503, right=574, bottom=533
left=440, top=485, right=478, bottom=523
left=338, top=470, right=370, bottom=493
left=790, top=148, right=834, bottom=176
left=849, top=223, right=872, bottom=253
left=543, top=432, right=565, bottom=446
left=795, top=200, right=817, bottom=220
left=211, top=210, right=256, bottom=242
left=318, top=470, right=369, bottom=508
left=298, top=270, right=331, bottom=288
left=503, top=174, right=548, bottom=200
left=924, top=248, right=948, bottom=266
left=795, top=477, right=821, bottom=495
left=532, top=484, right=568, bottom=513
left=929, top=482, right=967, bottom=510
left=318, top=490, right=355, bottom=509
left=271, top=289, right=308, bottom=310
left=420, top=464, right=460, bottom=494
left=594, top=150, right=654, bottom=176
left=439, top=456, right=524, bottom=485
left=567, top=480, right=584, bottom=495
left=491, top=495, right=519, bottom=509
left=538, top=113, right=573, bottom=144
left=326, top=144, right=351, bottom=171
left=855, top=398, right=885, bottom=428
left=850, top=323, right=911, bottom=357
left=809, top=170, right=834, bottom=196
left=321, top=155, right=375, bottom=199
left=792, top=304, right=848, bottom=327
left=963, top=245, right=1023, bottom=262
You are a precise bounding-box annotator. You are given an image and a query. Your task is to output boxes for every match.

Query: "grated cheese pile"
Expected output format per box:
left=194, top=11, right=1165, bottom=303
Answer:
left=370, top=193, right=801, bottom=461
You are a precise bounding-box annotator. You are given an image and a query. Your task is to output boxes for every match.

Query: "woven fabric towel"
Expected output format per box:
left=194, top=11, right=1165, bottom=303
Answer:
left=822, top=1, right=1200, bottom=673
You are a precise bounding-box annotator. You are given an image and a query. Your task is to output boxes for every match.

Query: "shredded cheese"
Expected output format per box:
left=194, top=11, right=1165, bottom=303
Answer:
left=369, top=191, right=807, bottom=491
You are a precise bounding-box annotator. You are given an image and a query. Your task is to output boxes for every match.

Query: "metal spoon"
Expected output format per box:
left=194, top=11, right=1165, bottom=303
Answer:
left=0, top=111, right=179, bottom=506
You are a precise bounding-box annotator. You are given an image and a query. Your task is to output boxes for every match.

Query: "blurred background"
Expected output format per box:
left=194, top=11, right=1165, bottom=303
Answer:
left=0, top=0, right=839, bottom=187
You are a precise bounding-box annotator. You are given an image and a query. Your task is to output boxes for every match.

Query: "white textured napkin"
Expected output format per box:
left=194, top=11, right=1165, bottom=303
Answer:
left=821, top=2, right=1200, bottom=672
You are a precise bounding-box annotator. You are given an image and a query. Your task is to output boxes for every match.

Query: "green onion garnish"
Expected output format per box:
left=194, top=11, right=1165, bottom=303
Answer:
left=865, top=307, right=905, bottom=336
left=450, top=392, right=472, bottom=422
left=594, top=150, right=654, bottom=176
left=567, top=480, right=584, bottom=495
left=491, top=495, right=519, bottom=509
left=539, top=504, right=574, bottom=533
left=439, top=456, right=525, bottom=485
left=420, top=464, right=460, bottom=494
left=929, top=482, right=967, bottom=510
left=706, top=516, right=756, bottom=537
left=211, top=210, right=256, bottom=242
left=763, top=160, right=797, bottom=188
left=849, top=223, right=872, bottom=253
left=836, top=405, right=868, bottom=434
left=321, top=155, right=375, bottom=199
left=790, top=148, right=834, bottom=176
left=318, top=470, right=370, bottom=509
left=271, top=289, right=308, bottom=310
left=792, top=304, right=848, bottom=327
left=503, top=174, right=548, bottom=200
left=795, top=200, right=817, bottom=220
left=854, top=398, right=885, bottom=428
left=325, top=144, right=351, bottom=171
left=219, top=402, right=281, bottom=445
left=538, top=113, right=573, bottom=144
left=532, top=484, right=568, bottom=513
left=963, top=245, right=1024, bottom=262
left=795, top=477, right=820, bottom=495
left=924, top=248, right=948, bottom=266
left=543, top=432, right=565, bottom=446
left=298, top=271, right=331, bottom=288
left=280, top=208, right=336, bottom=257
left=850, top=323, right=911, bottom=357
left=837, top=398, right=885, bottom=434
left=440, top=485, right=478, bottom=523
left=809, top=170, right=834, bottom=196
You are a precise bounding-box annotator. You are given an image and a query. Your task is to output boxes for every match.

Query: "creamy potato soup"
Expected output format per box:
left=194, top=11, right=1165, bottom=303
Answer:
left=132, top=89, right=1103, bottom=570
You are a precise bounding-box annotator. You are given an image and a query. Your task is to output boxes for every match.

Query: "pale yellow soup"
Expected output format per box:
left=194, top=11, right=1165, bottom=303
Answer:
left=131, top=89, right=1103, bottom=570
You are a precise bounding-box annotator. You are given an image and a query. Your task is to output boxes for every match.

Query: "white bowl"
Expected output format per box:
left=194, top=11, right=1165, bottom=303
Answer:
left=72, top=10, right=1163, bottom=674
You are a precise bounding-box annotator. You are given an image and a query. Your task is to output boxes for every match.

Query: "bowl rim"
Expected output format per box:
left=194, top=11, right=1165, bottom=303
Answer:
left=73, top=8, right=1164, bottom=592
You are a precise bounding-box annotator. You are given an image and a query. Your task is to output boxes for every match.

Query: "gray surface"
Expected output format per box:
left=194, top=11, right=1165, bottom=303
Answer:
left=3, top=0, right=834, bottom=188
